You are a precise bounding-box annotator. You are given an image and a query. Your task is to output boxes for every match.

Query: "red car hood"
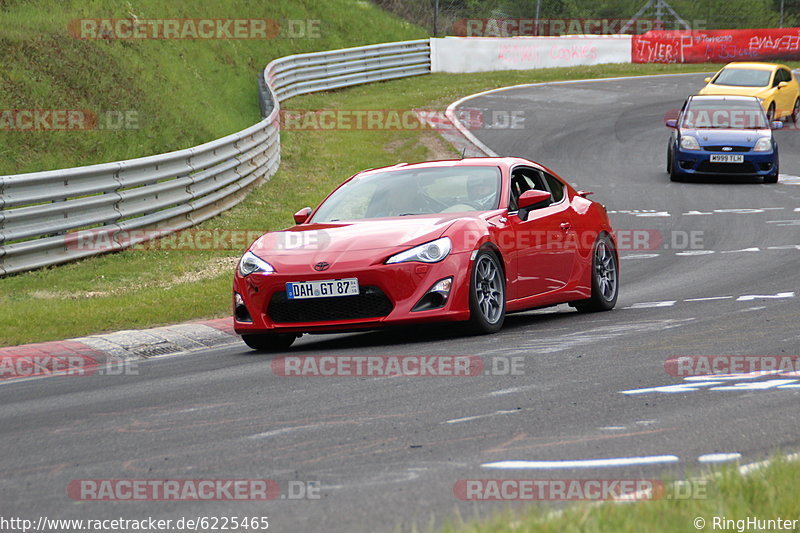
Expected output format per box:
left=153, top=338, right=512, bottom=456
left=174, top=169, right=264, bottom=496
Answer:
left=250, top=214, right=479, bottom=258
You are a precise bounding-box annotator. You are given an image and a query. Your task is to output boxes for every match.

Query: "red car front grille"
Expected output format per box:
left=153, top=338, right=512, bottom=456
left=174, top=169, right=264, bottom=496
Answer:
left=267, top=286, right=393, bottom=323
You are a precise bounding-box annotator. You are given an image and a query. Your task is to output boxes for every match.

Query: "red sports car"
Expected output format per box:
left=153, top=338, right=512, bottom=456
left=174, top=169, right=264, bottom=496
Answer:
left=233, top=157, right=618, bottom=351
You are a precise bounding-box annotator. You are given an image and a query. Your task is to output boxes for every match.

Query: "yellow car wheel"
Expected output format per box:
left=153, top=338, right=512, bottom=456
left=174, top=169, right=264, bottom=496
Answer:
left=766, top=102, right=776, bottom=122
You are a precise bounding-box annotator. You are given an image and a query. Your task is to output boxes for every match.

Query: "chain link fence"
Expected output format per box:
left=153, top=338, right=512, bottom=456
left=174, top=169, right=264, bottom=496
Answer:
left=374, top=0, right=798, bottom=36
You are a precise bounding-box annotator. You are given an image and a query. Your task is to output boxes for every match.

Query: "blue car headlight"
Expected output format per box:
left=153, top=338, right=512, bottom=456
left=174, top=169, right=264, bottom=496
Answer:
left=753, top=137, right=772, bottom=152
left=680, top=136, right=700, bottom=151
left=386, top=237, right=452, bottom=264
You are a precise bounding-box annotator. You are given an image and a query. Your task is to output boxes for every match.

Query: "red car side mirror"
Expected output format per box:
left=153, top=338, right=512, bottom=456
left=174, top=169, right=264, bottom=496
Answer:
left=293, top=207, right=312, bottom=224
left=517, top=189, right=552, bottom=210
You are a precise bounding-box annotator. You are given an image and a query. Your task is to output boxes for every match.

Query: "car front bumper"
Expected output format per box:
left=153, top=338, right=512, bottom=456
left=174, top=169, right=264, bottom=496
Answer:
left=673, top=147, right=778, bottom=178
left=232, top=252, right=473, bottom=334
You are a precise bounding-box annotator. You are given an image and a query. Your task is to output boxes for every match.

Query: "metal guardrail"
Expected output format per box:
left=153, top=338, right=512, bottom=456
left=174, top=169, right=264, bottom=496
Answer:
left=0, top=39, right=431, bottom=276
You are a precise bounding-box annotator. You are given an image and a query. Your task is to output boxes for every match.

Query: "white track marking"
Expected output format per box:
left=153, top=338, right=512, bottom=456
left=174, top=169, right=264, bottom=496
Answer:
left=613, top=207, right=794, bottom=217
left=481, top=455, right=680, bottom=469
left=624, top=246, right=799, bottom=258
left=736, top=291, right=795, bottom=301
left=482, top=319, right=693, bottom=356
left=445, top=409, right=523, bottom=424
left=721, top=247, right=760, bottom=254
left=620, top=381, right=723, bottom=394
left=634, top=212, right=670, bottom=217
left=624, top=301, right=676, bottom=309
left=620, top=253, right=661, bottom=259
left=486, top=384, right=539, bottom=397
left=698, top=453, right=742, bottom=463
left=683, top=372, right=779, bottom=382
left=710, top=379, right=798, bottom=391
left=622, top=291, right=794, bottom=311
left=738, top=452, right=800, bottom=475
left=623, top=368, right=800, bottom=395
left=675, top=250, right=715, bottom=256
left=621, top=452, right=800, bottom=504
left=248, top=424, right=321, bottom=439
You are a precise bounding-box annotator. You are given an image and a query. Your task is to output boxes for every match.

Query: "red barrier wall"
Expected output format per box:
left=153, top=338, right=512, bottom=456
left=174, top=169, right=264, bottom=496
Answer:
left=633, top=28, right=800, bottom=63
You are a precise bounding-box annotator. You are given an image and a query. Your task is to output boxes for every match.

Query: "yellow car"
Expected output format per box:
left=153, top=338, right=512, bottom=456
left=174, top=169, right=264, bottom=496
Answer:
left=697, top=62, right=800, bottom=123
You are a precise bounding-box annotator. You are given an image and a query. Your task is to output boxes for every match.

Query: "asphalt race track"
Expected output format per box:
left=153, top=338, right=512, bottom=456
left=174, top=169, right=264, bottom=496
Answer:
left=2, top=73, right=799, bottom=532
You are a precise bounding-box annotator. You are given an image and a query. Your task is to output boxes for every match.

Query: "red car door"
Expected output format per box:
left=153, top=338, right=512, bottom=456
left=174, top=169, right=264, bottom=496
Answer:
left=502, top=167, right=577, bottom=299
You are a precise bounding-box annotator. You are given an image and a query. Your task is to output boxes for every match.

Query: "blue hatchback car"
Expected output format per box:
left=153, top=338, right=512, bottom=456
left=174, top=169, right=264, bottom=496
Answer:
left=666, top=95, right=782, bottom=183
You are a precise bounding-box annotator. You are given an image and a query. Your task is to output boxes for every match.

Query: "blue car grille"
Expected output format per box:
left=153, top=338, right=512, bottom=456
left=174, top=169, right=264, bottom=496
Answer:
left=697, top=161, right=757, bottom=174
left=703, top=145, right=751, bottom=152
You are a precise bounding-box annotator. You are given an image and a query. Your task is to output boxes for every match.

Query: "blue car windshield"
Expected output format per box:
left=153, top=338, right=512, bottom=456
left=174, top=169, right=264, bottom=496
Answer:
left=712, top=68, right=772, bottom=87
left=682, top=101, right=768, bottom=129
left=311, top=166, right=502, bottom=222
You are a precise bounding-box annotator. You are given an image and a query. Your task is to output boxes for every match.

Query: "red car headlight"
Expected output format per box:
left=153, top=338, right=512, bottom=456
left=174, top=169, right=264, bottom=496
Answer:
left=386, top=237, right=452, bottom=264
left=238, top=251, right=275, bottom=277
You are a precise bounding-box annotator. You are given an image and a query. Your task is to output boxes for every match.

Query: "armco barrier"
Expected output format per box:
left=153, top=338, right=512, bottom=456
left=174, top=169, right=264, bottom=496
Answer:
left=0, top=40, right=430, bottom=276
left=632, top=28, right=800, bottom=63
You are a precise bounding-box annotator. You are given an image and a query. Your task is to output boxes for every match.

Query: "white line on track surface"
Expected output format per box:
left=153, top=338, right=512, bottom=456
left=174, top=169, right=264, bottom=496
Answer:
left=445, top=409, right=524, bottom=424
left=481, top=455, right=680, bottom=469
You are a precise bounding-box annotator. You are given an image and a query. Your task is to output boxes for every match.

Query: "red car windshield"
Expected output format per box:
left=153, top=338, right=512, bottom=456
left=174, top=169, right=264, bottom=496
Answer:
left=311, top=166, right=502, bottom=222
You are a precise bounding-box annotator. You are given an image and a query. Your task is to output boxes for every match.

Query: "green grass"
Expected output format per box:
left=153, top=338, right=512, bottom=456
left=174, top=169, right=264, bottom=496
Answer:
left=0, top=0, right=426, bottom=175
left=437, top=455, right=800, bottom=532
